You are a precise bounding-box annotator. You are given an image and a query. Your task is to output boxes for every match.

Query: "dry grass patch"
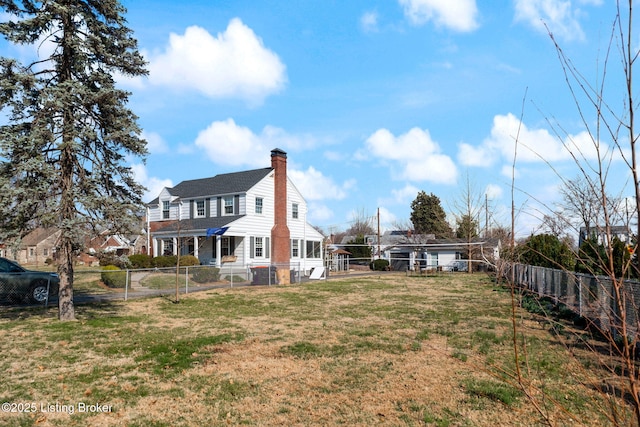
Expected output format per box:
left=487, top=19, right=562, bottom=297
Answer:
left=0, top=273, right=632, bottom=426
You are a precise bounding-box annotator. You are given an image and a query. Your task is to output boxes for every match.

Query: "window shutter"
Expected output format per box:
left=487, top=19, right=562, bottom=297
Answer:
left=190, top=200, right=194, bottom=218
left=265, top=237, right=270, bottom=258
left=206, top=199, right=210, bottom=217
left=234, top=195, right=240, bottom=215
left=250, top=237, right=255, bottom=259
left=217, top=197, right=222, bottom=217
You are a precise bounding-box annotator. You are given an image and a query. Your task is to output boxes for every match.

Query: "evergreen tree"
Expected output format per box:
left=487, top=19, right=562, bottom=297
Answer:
left=576, top=235, right=633, bottom=278
left=410, top=191, right=452, bottom=238
left=518, top=234, right=575, bottom=270
left=0, top=1, right=147, bottom=320
left=455, top=214, right=478, bottom=239
left=344, top=235, right=372, bottom=263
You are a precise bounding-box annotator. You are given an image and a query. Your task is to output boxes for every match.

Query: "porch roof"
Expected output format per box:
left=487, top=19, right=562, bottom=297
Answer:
left=151, top=215, right=245, bottom=235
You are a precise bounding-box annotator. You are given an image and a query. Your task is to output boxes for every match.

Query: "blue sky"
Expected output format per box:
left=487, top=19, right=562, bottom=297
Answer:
left=5, top=0, right=634, bottom=237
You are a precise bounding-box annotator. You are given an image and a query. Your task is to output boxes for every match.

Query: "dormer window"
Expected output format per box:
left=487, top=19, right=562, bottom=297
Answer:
left=162, top=201, right=170, bottom=219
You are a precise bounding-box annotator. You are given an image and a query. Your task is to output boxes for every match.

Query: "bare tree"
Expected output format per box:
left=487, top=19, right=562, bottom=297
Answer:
left=502, top=2, right=640, bottom=423
left=345, top=208, right=375, bottom=237
left=450, top=173, right=484, bottom=271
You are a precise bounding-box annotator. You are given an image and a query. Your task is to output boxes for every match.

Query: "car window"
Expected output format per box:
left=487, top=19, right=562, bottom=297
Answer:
left=0, top=259, right=23, bottom=273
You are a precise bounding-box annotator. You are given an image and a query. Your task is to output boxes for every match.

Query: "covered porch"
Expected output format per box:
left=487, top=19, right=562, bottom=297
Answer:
left=152, top=232, right=246, bottom=267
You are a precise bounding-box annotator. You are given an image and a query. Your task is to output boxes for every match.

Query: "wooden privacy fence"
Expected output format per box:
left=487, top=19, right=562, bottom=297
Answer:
left=499, top=262, right=640, bottom=337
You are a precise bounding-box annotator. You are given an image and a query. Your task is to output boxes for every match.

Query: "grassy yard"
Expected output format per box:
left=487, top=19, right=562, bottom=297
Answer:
left=0, top=273, right=631, bottom=426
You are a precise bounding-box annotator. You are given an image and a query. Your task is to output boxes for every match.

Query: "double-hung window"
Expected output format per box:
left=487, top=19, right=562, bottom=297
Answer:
left=196, top=200, right=205, bottom=217
left=162, top=201, right=170, bottom=219
left=224, top=196, right=234, bottom=215
left=255, top=197, right=263, bottom=214
left=250, top=236, right=270, bottom=259
left=255, top=237, right=263, bottom=257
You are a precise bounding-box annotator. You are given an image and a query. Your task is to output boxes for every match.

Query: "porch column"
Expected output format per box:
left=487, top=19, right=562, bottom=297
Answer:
left=194, top=236, right=199, bottom=259
left=216, top=236, right=222, bottom=266
left=172, top=237, right=178, bottom=256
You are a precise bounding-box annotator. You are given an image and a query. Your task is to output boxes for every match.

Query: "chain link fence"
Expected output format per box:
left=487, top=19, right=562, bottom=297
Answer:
left=499, top=262, right=640, bottom=337
left=1, top=262, right=309, bottom=307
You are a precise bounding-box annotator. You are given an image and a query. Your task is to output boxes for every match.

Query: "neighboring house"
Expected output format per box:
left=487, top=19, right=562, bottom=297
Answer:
left=146, top=148, right=325, bottom=282
left=10, top=228, right=61, bottom=266
left=1, top=227, right=146, bottom=267
left=86, top=230, right=141, bottom=256
left=578, top=225, right=631, bottom=248
left=83, top=230, right=147, bottom=266
left=339, top=230, right=501, bottom=271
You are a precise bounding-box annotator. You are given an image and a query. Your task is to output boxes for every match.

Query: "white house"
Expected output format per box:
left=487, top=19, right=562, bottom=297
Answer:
left=146, top=148, right=325, bottom=281
left=340, top=230, right=501, bottom=272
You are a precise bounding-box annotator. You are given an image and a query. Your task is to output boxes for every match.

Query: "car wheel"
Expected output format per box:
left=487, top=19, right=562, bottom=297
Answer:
left=29, top=279, right=51, bottom=304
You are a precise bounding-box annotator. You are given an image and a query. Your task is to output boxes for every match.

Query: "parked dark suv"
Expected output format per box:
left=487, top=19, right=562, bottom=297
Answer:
left=0, top=257, right=59, bottom=303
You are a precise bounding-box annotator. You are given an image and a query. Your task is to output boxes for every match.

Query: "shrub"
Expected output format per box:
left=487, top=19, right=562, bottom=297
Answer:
left=192, top=266, right=220, bottom=283
left=98, top=252, right=130, bottom=269
left=128, top=253, right=153, bottom=269
left=370, top=259, right=390, bottom=271
left=153, top=255, right=177, bottom=268
left=179, top=255, right=200, bottom=266
left=101, top=265, right=127, bottom=288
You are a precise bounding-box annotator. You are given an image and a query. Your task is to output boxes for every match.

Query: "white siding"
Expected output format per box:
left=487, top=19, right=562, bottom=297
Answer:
left=234, top=173, right=275, bottom=238
left=239, top=194, right=246, bottom=215
left=210, top=197, right=218, bottom=217
left=287, top=178, right=307, bottom=241
left=180, top=201, right=190, bottom=220
left=148, top=188, right=177, bottom=222
left=147, top=168, right=325, bottom=272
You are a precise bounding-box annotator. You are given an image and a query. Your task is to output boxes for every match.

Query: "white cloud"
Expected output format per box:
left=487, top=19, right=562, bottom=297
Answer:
left=364, top=127, right=458, bottom=184
left=141, top=131, right=168, bottom=154
left=194, top=118, right=266, bottom=167
left=513, top=0, right=592, bottom=42
left=307, top=202, right=334, bottom=223
left=289, top=166, right=355, bottom=201
left=377, top=206, right=398, bottom=229
left=194, top=119, right=317, bottom=168
left=360, top=11, right=379, bottom=33
left=131, top=163, right=173, bottom=202
left=391, top=184, right=420, bottom=203
left=147, top=19, right=286, bottom=104
left=485, top=184, right=503, bottom=200
left=459, top=113, right=604, bottom=168
left=399, top=0, right=479, bottom=32
left=457, top=142, right=493, bottom=167
left=501, top=164, right=519, bottom=179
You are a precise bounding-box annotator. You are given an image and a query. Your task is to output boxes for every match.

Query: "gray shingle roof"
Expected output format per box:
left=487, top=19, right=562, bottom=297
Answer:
left=147, top=167, right=272, bottom=205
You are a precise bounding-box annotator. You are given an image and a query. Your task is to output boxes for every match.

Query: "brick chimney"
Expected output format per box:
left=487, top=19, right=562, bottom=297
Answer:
left=271, top=148, right=291, bottom=284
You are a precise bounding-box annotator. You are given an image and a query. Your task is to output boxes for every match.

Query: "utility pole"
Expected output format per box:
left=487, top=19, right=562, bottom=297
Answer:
left=485, top=194, right=489, bottom=238
left=377, top=207, right=381, bottom=260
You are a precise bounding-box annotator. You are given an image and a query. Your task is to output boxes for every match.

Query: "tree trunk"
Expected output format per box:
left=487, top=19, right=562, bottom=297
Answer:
left=57, top=10, right=76, bottom=321
left=57, top=239, right=75, bottom=321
